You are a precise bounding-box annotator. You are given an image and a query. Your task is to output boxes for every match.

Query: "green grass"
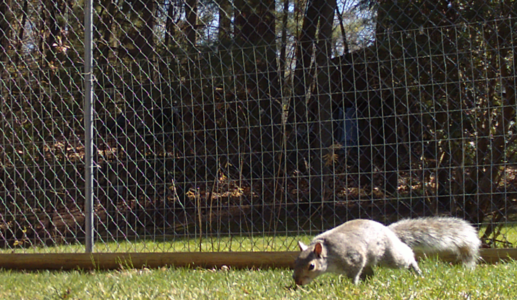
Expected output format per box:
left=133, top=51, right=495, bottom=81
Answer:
left=1, top=235, right=308, bottom=253
left=1, top=259, right=516, bottom=299
left=3, top=223, right=517, bottom=254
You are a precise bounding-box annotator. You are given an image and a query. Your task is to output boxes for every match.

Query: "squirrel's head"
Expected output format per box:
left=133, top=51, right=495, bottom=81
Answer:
left=292, top=241, right=328, bottom=285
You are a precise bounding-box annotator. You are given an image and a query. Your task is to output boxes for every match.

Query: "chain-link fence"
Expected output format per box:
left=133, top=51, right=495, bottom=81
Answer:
left=1, top=0, right=516, bottom=253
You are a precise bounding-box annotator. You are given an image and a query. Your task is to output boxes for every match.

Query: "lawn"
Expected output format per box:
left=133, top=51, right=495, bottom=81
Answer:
left=1, top=225, right=516, bottom=299
left=1, top=235, right=306, bottom=254
left=0, top=259, right=516, bottom=299
left=3, top=222, right=517, bottom=254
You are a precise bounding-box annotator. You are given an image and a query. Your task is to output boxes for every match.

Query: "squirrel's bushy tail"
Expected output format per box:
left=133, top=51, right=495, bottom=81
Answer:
left=388, top=217, right=481, bottom=269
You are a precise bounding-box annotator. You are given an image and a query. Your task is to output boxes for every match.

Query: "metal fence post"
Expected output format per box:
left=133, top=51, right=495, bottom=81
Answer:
left=84, top=0, right=94, bottom=253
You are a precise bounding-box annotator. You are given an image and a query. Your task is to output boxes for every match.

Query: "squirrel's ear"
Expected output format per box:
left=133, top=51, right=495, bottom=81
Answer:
left=314, top=242, right=323, bottom=256
left=298, top=241, right=308, bottom=251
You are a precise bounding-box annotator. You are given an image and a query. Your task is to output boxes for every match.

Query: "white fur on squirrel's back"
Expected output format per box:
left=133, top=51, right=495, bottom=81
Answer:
left=293, top=219, right=421, bottom=285
left=388, top=217, right=481, bottom=269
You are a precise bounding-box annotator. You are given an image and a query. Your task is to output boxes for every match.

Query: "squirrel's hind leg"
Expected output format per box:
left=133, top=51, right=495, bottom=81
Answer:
left=458, top=246, right=478, bottom=270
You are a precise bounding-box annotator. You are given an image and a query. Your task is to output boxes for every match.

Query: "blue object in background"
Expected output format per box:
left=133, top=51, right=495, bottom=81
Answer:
left=335, top=106, right=358, bottom=148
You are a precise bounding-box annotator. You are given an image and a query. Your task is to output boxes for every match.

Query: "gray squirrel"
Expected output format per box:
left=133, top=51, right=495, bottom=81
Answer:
left=293, top=217, right=481, bottom=285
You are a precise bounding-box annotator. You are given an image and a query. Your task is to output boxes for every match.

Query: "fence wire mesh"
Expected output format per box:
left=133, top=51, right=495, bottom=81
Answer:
left=0, top=0, right=516, bottom=253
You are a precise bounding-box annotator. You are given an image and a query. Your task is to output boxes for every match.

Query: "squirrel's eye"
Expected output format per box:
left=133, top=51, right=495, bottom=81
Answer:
left=308, top=263, right=315, bottom=271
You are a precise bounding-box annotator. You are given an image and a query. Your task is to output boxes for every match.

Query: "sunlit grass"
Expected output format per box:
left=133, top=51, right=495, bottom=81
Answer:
left=478, top=224, right=517, bottom=248
left=0, top=235, right=310, bottom=254
left=2, top=223, right=516, bottom=254
left=0, top=259, right=516, bottom=299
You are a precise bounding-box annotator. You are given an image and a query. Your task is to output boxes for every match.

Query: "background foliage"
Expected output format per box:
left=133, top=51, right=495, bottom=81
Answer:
left=0, top=0, right=516, bottom=250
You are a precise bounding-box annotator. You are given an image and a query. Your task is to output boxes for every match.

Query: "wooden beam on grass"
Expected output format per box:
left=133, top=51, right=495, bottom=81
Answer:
left=0, top=249, right=515, bottom=271
left=412, top=248, right=517, bottom=264
left=477, top=248, right=517, bottom=264
left=0, top=251, right=299, bottom=271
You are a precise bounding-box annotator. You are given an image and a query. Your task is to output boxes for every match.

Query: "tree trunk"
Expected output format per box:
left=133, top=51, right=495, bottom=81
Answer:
left=0, top=0, right=11, bottom=65
left=44, top=0, right=61, bottom=65
left=309, top=0, right=336, bottom=204
left=287, top=0, right=319, bottom=177
left=165, top=1, right=178, bottom=47
left=217, top=0, right=232, bottom=43
left=234, top=0, right=281, bottom=179
left=185, top=0, right=198, bottom=49
left=96, top=0, right=115, bottom=66
left=292, top=0, right=318, bottom=123
left=121, top=0, right=156, bottom=218
left=279, top=0, right=290, bottom=85
left=15, top=0, right=28, bottom=64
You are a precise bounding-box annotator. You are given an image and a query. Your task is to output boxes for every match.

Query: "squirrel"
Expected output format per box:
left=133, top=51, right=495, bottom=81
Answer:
left=293, top=219, right=422, bottom=285
left=293, top=217, right=481, bottom=285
